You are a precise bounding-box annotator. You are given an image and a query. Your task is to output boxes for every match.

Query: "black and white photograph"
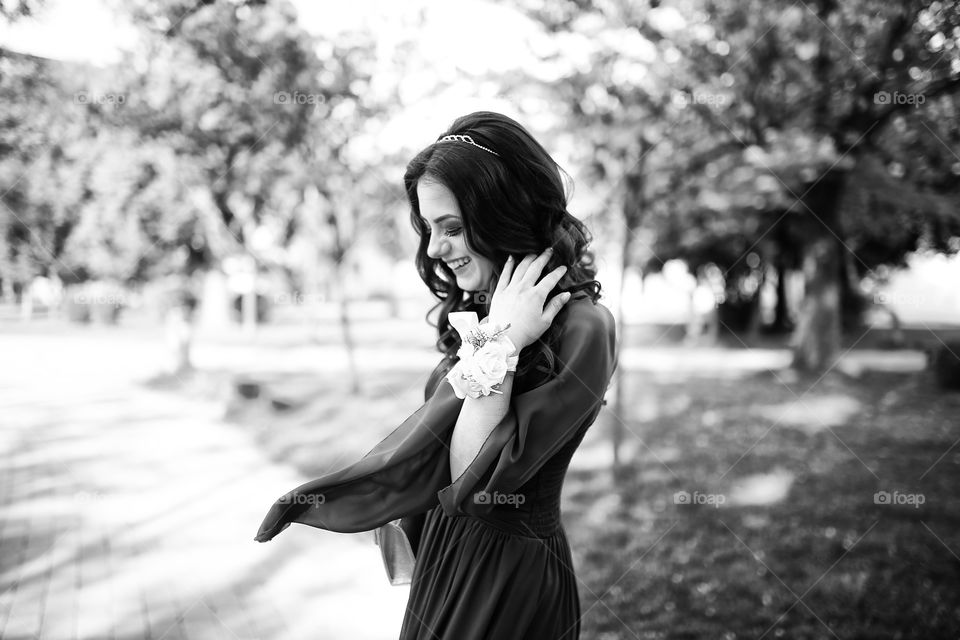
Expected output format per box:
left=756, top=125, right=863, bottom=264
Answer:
left=1, top=0, right=959, bottom=638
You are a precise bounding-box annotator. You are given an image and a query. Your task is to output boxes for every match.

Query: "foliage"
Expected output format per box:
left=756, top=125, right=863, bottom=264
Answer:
left=0, top=50, right=89, bottom=286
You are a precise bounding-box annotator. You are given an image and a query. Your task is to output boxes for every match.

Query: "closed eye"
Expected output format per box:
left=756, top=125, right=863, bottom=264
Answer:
left=424, top=227, right=461, bottom=237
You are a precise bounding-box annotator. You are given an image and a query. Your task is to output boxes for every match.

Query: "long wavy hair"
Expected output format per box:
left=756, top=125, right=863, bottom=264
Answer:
left=405, top=111, right=603, bottom=393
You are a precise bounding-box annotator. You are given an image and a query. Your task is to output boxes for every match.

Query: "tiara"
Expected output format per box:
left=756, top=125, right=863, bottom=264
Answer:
left=436, top=134, right=500, bottom=157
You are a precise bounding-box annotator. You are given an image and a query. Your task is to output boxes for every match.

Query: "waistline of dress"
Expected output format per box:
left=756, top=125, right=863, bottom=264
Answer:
left=451, top=507, right=564, bottom=539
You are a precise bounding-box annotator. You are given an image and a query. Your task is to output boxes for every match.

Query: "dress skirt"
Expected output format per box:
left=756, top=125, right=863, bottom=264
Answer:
left=400, top=504, right=580, bottom=640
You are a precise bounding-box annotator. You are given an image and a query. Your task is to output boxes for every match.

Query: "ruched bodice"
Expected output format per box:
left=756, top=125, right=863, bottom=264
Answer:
left=461, top=418, right=589, bottom=538
left=420, top=350, right=590, bottom=539
left=419, top=345, right=592, bottom=539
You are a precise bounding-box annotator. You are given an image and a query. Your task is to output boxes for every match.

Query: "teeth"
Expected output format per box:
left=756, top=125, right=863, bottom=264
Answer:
left=451, top=258, right=470, bottom=268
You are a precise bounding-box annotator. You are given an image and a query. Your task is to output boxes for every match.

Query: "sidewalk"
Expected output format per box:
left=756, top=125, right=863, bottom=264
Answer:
left=0, top=326, right=409, bottom=640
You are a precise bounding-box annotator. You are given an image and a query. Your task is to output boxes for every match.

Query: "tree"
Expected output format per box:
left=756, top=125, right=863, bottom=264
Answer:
left=522, top=0, right=960, bottom=372
left=668, top=0, right=960, bottom=369
left=104, top=0, right=334, bottom=333
left=0, top=49, right=92, bottom=308
left=513, top=0, right=761, bottom=468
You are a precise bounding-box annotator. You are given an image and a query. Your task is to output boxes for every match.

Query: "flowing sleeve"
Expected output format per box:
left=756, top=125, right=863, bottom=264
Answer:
left=253, top=297, right=618, bottom=542
left=253, top=375, right=464, bottom=542
left=436, top=297, right=618, bottom=516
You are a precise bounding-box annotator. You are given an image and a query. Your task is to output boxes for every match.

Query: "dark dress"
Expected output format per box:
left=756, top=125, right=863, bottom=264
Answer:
left=254, top=295, right=619, bottom=640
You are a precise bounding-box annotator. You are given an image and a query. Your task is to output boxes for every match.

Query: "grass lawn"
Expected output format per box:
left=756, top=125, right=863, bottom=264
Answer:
left=208, top=336, right=959, bottom=640
left=565, top=365, right=960, bottom=640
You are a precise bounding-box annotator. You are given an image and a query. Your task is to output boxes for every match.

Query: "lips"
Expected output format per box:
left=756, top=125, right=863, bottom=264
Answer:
left=446, top=257, right=471, bottom=270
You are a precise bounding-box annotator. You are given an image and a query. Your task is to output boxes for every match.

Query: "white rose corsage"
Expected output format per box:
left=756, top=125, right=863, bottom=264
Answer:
left=445, top=311, right=519, bottom=399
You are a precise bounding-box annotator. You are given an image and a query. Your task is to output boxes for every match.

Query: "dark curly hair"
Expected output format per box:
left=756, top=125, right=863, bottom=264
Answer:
left=405, top=111, right=603, bottom=392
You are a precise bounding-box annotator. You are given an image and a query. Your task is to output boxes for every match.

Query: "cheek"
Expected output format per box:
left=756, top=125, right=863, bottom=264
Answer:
left=475, top=257, right=495, bottom=280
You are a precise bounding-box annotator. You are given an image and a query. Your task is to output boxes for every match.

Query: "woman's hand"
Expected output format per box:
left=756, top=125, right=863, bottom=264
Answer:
left=486, top=248, right=571, bottom=351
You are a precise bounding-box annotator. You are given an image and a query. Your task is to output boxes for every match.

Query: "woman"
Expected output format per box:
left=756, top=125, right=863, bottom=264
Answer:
left=255, top=111, right=618, bottom=639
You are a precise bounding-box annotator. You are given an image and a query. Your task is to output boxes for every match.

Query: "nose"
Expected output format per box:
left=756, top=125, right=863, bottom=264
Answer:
left=426, top=233, right=449, bottom=260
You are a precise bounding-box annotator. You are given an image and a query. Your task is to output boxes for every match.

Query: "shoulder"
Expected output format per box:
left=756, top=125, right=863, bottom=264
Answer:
left=560, top=294, right=615, bottom=338
left=548, top=295, right=618, bottom=385
left=555, top=295, right=617, bottom=362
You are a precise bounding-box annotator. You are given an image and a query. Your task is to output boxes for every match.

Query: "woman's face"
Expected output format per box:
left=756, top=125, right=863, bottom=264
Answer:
left=417, top=179, right=497, bottom=294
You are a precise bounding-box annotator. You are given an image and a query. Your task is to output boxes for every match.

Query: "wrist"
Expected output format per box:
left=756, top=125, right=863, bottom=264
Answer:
left=483, top=317, right=524, bottom=353
left=504, top=330, right=525, bottom=353
left=446, top=322, right=519, bottom=399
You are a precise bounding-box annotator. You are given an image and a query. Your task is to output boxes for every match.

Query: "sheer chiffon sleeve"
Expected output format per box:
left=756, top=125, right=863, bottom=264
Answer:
left=253, top=297, right=618, bottom=543
left=436, top=297, right=618, bottom=516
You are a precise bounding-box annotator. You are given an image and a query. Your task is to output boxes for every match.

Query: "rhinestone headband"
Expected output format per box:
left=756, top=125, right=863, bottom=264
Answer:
left=436, top=134, right=500, bottom=157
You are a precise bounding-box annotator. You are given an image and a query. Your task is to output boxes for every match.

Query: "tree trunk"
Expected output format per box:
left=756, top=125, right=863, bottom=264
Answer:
left=611, top=237, right=629, bottom=473
left=166, top=306, right=194, bottom=375
left=331, top=260, right=361, bottom=395
left=387, top=281, right=401, bottom=319
left=794, top=0, right=846, bottom=372
left=839, top=246, right=865, bottom=332
left=793, top=238, right=842, bottom=370
left=19, top=285, right=32, bottom=321
left=242, top=275, right=257, bottom=337
left=610, top=139, right=648, bottom=475
left=792, top=170, right=846, bottom=371
left=241, top=221, right=259, bottom=338
left=745, top=270, right=765, bottom=342
left=199, top=268, right=232, bottom=332
left=772, top=263, right=792, bottom=333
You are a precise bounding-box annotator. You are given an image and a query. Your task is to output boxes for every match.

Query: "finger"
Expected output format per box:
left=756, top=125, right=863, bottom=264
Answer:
left=519, top=248, right=554, bottom=287
left=533, top=264, right=568, bottom=292
left=496, top=254, right=515, bottom=292
left=511, top=252, right=539, bottom=284
left=543, top=291, right=573, bottom=320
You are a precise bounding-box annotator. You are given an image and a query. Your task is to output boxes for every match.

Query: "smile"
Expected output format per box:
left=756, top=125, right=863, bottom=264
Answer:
left=447, top=257, right=471, bottom=271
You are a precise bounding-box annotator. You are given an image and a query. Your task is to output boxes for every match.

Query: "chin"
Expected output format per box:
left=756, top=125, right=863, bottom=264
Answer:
left=455, top=265, right=491, bottom=294
left=459, top=276, right=486, bottom=294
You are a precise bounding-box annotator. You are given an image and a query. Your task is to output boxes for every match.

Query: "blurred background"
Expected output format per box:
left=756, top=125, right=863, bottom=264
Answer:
left=1, top=0, right=959, bottom=638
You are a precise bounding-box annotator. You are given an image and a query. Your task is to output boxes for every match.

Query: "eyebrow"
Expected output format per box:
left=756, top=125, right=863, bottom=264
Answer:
left=420, top=214, right=461, bottom=224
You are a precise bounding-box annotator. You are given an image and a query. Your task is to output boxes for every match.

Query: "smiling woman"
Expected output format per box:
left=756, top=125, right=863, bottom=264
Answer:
left=255, top=111, right=617, bottom=640
left=417, top=180, right=496, bottom=294
left=404, top=111, right=604, bottom=355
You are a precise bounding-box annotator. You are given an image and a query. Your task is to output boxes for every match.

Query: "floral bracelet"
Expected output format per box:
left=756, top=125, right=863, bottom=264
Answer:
left=444, top=312, right=519, bottom=399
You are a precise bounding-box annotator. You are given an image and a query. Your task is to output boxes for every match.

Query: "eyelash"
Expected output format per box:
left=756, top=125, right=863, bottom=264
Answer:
left=425, top=227, right=461, bottom=237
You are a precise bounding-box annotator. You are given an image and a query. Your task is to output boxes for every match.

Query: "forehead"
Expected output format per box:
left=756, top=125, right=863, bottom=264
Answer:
left=417, top=181, right=461, bottom=223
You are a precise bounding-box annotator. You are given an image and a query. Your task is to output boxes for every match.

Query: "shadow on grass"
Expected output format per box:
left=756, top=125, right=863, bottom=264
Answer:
left=564, top=367, right=960, bottom=640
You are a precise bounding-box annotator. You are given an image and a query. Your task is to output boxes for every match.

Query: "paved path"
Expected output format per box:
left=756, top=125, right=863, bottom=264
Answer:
left=0, top=325, right=409, bottom=640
